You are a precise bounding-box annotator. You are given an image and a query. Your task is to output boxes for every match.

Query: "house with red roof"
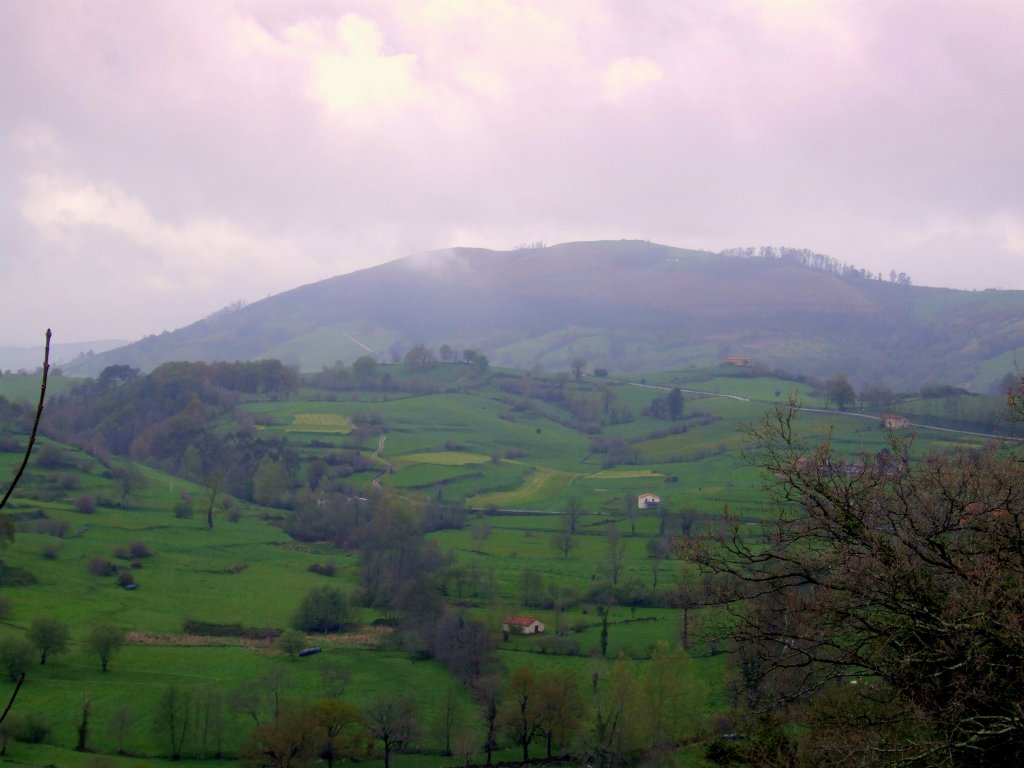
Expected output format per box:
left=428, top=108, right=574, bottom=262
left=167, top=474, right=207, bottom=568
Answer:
left=502, top=616, right=545, bottom=635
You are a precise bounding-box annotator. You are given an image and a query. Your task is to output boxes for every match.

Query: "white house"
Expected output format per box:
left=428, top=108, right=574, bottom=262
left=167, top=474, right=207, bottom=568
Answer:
left=638, top=493, right=661, bottom=510
left=502, top=616, right=545, bottom=635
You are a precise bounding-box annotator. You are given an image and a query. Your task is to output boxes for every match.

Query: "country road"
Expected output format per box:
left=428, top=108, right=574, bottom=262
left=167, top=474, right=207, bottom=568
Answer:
left=626, top=381, right=1023, bottom=442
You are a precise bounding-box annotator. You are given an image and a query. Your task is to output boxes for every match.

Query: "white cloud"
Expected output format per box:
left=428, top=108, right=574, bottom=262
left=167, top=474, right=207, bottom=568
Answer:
left=281, top=14, right=424, bottom=124
left=3, top=0, right=1024, bottom=345
left=603, top=56, right=663, bottom=103
left=20, top=172, right=313, bottom=293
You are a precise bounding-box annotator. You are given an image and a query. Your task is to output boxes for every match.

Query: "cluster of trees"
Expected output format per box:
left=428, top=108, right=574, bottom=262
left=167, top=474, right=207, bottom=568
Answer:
left=644, top=387, right=685, bottom=420
left=721, top=246, right=913, bottom=284
left=0, top=620, right=124, bottom=680
left=499, top=375, right=633, bottom=432
left=690, top=381, right=1024, bottom=766
left=307, top=345, right=489, bottom=392
left=43, top=362, right=388, bottom=512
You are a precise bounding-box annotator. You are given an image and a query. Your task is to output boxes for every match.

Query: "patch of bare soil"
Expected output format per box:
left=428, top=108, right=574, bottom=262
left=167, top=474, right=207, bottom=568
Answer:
left=127, top=632, right=245, bottom=647
left=126, top=625, right=392, bottom=649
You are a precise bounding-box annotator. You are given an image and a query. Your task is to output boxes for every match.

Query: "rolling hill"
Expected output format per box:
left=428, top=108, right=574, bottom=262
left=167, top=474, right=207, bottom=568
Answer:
left=63, top=240, right=1024, bottom=391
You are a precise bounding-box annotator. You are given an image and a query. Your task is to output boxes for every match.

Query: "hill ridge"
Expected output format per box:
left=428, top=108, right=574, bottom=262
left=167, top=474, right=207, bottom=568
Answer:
left=62, top=240, right=1024, bottom=392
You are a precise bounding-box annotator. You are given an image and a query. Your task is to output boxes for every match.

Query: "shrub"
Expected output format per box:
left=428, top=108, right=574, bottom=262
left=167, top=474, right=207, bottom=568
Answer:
left=41, top=544, right=60, bottom=560
left=35, top=445, right=71, bottom=469
left=129, top=540, right=151, bottom=558
left=292, top=586, right=351, bottom=634
left=75, top=495, right=97, bottom=514
left=112, top=546, right=130, bottom=560
left=87, top=557, right=116, bottom=577
left=276, top=628, right=306, bottom=659
left=116, top=570, right=136, bottom=588
left=9, top=712, right=50, bottom=743
left=182, top=618, right=280, bottom=640
left=87, top=624, right=126, bottom=672
left=173, top=498, right=193, bottom=519
left=0, top=597, right=10, bottom=619
left=0, top=563, right=37, bottom=586
left=308, top=562, right=336, bottom=577
left=58, top=472, right=80, bottom=490
left=0, top=636, right=34, bottom=681
left=34, top=519, right=70, bottom=538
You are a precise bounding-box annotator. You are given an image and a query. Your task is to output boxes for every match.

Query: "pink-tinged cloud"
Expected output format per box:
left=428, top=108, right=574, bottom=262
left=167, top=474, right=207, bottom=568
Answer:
left=1, top=0, right=1023, bottom=345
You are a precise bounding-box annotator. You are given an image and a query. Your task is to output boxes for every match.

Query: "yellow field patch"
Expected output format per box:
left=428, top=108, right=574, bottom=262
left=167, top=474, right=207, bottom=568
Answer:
left=399, top=451, right=491, bottom=466
left=287, top=413, right=353, bottom=433
left=588, top=469, right=664, bottom=480
left=472, top=467, right=579, bottom=506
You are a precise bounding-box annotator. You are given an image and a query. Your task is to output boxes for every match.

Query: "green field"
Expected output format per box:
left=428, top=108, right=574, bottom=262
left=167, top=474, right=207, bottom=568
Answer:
left=0, top=363, right=1004, bottom=767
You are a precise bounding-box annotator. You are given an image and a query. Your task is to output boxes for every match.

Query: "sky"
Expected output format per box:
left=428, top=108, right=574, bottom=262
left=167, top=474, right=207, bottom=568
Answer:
left=2, top=0, right=1023, bottom=347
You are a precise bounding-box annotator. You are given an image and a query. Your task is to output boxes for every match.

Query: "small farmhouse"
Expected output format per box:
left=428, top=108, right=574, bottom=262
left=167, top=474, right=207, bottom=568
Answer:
left=638, top=493, right=661, bottom=510
left=502, top=616, right=545, bottom=635
left=881, top=414, right=910, bottom=429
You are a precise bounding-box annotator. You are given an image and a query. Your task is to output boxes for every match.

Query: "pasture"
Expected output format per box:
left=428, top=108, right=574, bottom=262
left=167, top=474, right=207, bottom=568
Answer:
left=0, top=364, right=1002, bottom=767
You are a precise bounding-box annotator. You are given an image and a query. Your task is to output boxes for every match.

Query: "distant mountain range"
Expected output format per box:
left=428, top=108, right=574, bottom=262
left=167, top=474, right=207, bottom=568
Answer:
left=61, top=240, right=1024, bottom=392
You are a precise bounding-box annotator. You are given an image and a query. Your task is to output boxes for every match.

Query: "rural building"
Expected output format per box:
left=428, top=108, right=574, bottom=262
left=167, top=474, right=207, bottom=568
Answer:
left=638, top=493, right=661, bottom=509
left=881, top=414, right=910, bottom=429
left=502, top=616, right=545, bottom=635
left=723, top=355, right=752, bottom=366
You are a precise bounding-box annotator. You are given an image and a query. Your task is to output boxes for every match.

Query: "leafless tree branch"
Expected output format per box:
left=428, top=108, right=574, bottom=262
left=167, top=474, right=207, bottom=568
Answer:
left=0, top=329, right=51, bottom=512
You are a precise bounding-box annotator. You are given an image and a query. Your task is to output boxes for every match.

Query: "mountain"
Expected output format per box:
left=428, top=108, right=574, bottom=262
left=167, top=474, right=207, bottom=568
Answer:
left=63, top=240, right=1024, bottom=392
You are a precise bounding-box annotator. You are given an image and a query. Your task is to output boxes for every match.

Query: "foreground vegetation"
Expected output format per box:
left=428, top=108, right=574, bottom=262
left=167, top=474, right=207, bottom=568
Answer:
left=0, top=354, right=1017, bottom=767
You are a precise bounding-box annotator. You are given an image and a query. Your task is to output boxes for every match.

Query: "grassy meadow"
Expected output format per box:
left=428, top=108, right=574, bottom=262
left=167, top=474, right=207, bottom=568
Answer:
left=0, top=363, right=999, bottom=767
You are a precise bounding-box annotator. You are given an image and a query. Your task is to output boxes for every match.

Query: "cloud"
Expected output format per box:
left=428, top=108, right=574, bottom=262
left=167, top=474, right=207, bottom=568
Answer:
left=603, top=57, right=663, bottom=103
left=20, top=172, right=308, bottom=289
left=280, top=14, right=424, bottom=124
left=2, top=0, right=1023, bottom=345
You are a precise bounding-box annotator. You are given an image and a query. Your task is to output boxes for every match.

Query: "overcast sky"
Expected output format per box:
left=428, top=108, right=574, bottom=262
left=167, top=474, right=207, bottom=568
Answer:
left=2, top=0, right=1023, bottom=347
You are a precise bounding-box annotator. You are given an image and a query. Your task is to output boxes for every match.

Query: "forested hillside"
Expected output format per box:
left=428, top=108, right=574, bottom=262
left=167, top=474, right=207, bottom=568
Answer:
left=62, top=240, right=1024, bottom=393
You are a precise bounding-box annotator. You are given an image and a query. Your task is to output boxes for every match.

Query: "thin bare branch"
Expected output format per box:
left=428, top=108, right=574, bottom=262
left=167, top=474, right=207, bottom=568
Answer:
left=0, top=329, right=51, bottom=512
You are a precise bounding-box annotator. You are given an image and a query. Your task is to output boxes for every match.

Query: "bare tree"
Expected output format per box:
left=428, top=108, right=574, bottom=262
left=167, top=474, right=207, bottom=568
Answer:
left=551, top=527, right=576, bottom=559
left=564, top=496, right=585, bottom=535
left=571, top=356, right=587, bottom=382
left=474, top=674, right=503, bottom=767
left=204, top=470, right=222, bottom=529
left=501, top=666, right=543, bottom=761
left=646, top=536, right=671, bottom=593
left=606, top=528, right=628, bottom=585
left=622, top=494, right=640, bottom=536
left=111, top=462, right=147, bottom=508
left=153, top=684, right=192, bottom=760
left=687, top=390, right=1024, bottom=765
left=106, top=704, right=136, bottom=755
left=365, top=693, right=418, bottom=768
left=0, top=329, right=50, bottom=521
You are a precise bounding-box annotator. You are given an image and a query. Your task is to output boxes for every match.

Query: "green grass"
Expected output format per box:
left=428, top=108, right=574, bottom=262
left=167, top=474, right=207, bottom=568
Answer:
left=0, top=365, right=1009, bottom=767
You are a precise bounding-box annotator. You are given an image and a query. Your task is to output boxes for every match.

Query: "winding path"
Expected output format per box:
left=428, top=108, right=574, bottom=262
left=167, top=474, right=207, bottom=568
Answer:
left=371, top=434, right=392, bottom=490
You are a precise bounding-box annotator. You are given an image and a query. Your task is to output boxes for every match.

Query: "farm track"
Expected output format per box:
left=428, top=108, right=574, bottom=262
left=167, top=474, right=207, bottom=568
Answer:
left=628, top=382, right=1023, bottom=442
left=371, top=434, right=391, bottom=490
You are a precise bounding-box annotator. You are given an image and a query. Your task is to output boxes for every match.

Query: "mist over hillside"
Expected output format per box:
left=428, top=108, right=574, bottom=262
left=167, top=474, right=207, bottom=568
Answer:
left=0, top=338, right=129, bottom=373
left=63, top=240, right=1024, bottom=392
